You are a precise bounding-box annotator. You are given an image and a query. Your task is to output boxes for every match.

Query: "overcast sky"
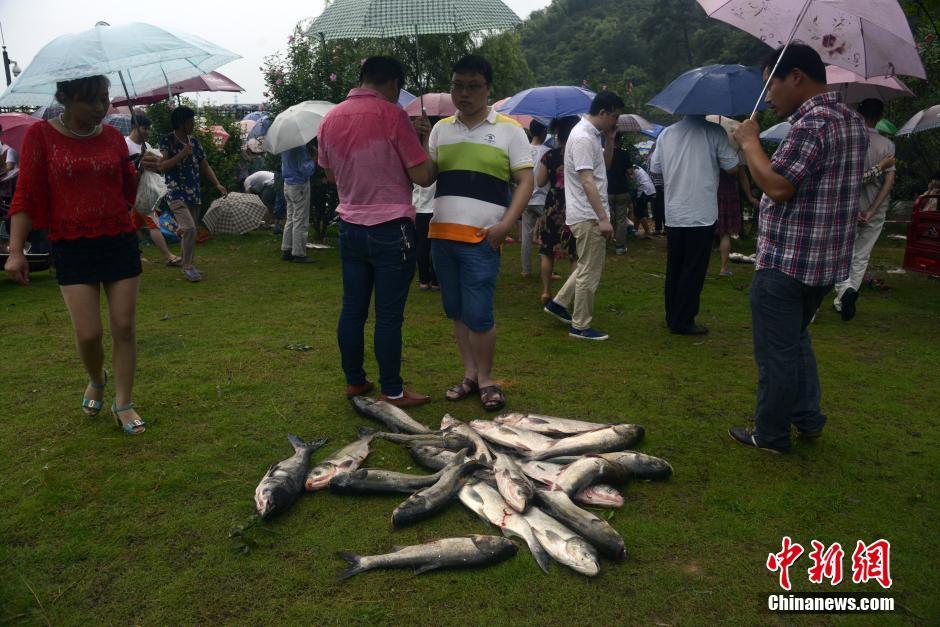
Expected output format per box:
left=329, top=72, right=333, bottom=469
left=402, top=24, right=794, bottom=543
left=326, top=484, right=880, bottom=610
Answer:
left=0, top=0, right=552, bottom=104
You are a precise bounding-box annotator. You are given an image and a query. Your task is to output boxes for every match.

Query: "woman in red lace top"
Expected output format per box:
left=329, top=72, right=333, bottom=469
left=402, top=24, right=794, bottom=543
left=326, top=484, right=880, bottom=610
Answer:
left=4, top=75, right=159, bottom=435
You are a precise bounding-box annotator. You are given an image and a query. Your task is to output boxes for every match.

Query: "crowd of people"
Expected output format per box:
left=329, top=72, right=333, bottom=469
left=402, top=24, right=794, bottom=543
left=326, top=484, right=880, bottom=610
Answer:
left=1, top=43, right=933, bottom=453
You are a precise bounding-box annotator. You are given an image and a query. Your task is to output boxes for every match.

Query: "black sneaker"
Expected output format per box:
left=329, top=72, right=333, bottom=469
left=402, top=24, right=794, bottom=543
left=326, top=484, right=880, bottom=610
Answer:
left=840, top=288, right=858, bottom=321
left=671, top=324, right=709, bottom=335
left=543, top=299, right=573, bottom=324
left=728, top=426, right=788, bottom=453
left=281, top=251, right=294, bottom=262
left=292, top=255, right=316, bottom=264
left=796, top=428, right=823, bottom=440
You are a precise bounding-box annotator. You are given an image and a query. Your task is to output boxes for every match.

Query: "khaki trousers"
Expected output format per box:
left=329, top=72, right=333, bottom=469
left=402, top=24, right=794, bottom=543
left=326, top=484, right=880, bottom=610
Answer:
left=554, top=220, right=606, bottom=330
left=282, top=181, right=311, bottom=257
left=168, top=199, right=197, bottom=268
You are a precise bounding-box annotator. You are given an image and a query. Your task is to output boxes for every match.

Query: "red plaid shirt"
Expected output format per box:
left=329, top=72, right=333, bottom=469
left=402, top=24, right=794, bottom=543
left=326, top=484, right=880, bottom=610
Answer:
left=756, top=92, right=868, bottom=286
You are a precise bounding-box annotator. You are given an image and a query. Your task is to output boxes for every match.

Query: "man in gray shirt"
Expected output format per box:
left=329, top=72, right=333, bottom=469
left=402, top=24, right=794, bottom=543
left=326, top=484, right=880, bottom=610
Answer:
left=650, top=115, right=739, bottom=335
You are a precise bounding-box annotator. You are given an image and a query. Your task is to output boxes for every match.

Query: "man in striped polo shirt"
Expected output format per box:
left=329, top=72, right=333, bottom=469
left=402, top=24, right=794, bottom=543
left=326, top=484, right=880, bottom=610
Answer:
left=425, top=55, right=534, bottom=412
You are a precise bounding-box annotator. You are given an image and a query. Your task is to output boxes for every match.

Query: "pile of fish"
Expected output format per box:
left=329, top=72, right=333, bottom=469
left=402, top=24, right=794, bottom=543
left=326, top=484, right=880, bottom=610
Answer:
left=253, top=397, right=673, bottom=579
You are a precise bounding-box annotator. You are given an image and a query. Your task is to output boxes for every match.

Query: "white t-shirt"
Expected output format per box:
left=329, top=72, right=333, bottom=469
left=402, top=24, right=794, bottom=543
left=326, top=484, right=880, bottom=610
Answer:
left=125, top=136, right=143, bottom=157
left=244, top=170, right=275, bottom=193
left=564, top=117, right=609, bottom=225
left=634, top=166, right=657, bottom=197
left=860, top=127, right=895, bottom=216
left=412, top=183, right=436, bottom=214
left=528, top=143, right=551, bottom=207
left=5, top=147, right=19, bottom=166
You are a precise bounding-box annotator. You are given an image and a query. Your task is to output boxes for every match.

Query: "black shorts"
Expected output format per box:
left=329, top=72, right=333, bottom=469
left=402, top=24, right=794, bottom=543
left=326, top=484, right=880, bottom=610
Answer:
left=51, top=232, right=142, bottom=286
left=635, top=195, right=651, bottom=219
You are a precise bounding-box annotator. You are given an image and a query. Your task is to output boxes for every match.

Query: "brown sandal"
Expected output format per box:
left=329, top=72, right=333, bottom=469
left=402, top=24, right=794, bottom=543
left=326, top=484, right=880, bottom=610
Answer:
left=479, top=385, right=506, bottom=412
left=445, top=378, right=479, bottom=401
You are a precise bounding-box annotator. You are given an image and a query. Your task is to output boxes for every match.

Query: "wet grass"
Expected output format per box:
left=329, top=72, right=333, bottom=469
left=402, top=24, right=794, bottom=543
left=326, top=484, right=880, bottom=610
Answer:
left=1, top=229, right=938, bottom=625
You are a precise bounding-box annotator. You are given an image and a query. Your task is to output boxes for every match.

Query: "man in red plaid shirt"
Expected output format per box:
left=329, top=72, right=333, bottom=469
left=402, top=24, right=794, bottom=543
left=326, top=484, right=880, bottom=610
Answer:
left=730, top=44, right=868, bottom=453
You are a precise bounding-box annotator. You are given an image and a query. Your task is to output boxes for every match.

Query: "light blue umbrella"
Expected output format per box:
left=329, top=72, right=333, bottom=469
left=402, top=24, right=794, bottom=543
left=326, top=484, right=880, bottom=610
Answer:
left=760, top=121, right=791, bottom=143
left=497, top=86, right=597, bottom=118
left=398, top=89, right=417, bottom=108
left=247, top=116, right=271, bottom=140
left=648, top=64, right=768, bottom=117
left=242, top=111, right=268, bottom=122
left=640, top=123, right=665, bottom=139
left=0, top=22, right=240, bottom=107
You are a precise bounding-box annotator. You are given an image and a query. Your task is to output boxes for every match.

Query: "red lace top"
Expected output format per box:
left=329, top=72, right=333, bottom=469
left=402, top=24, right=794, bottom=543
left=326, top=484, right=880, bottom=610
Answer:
left=9, top=121, right=137, bottom=241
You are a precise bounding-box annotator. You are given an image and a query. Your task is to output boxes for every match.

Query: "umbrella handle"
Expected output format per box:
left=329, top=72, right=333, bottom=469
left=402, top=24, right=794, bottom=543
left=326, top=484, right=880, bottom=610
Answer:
left=750, top=0, right=813, bottom=118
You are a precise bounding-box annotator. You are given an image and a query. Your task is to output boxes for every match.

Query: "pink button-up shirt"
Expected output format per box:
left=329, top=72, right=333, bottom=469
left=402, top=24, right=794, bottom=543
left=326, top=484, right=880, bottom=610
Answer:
left=317, top=87, right=428, bottom=226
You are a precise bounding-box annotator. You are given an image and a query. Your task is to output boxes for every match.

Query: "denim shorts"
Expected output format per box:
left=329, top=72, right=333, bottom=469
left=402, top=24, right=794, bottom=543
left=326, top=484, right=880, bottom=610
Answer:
left=431, top=238, right=500, bottom=332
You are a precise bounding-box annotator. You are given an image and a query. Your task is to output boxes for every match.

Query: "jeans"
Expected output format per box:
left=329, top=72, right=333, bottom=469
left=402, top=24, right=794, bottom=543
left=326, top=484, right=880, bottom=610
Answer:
left=750, top=269, right=831, bottom=450
left=431, top=238, right=501, bottom=332
left=415, top=212, right=437, bottom=286
left=665, top=223, right=715, bottom=332
left=337, top=219, right=415, bottom=397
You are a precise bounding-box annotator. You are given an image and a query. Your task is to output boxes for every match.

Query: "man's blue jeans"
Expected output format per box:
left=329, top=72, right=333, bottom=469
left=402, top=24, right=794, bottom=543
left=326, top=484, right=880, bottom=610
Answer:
left=750, top=269, right=832, bottom=450
left=337, top=219, right=415, bottom=397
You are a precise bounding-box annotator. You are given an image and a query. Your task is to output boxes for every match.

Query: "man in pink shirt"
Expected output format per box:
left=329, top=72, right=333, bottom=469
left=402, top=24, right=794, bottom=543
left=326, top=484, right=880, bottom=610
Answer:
left=318, top=56, right=436, bottom=407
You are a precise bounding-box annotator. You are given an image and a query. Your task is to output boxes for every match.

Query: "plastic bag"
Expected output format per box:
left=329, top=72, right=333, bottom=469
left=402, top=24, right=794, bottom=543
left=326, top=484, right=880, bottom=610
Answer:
left=135, top=147, right=167, bottom=215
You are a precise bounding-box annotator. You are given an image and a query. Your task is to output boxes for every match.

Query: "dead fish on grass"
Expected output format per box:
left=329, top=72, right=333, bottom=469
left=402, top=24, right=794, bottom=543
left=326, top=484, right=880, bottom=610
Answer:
left=255, top=434, right=328, bottom=518
left=337, top=535, right=517, bottom=580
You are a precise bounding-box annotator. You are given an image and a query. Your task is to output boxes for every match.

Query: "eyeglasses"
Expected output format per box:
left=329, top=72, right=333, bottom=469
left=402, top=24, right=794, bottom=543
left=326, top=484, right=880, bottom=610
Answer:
left=450, top=81, right=486, bottom=94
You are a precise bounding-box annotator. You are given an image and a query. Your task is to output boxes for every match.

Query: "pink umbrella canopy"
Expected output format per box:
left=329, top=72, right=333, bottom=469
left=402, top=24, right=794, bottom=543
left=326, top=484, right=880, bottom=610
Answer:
left=403, top=93, right=456, bottom=117
left=492, top=97, right=537, bottom=129
left=0, top=112, right=40, bottom=153
left=697, top=0, right=926, bottom=79
left=111, top=71, right=244, bottom=106
left=825, top=65, right=913, bottom=103
left=209, top=125, right=230, bottom=147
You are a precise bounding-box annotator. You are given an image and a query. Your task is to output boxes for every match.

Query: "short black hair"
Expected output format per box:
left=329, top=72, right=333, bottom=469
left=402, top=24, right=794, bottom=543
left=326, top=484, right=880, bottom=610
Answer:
left=170, top=106, right=196, bottom=130
left=589, top=90, right=625, bottom=116
left=857, top=98, right=885, bottom=121
left=762, top=43, right=826, bottom=84
left=931, top=172, right=940, bottom=181
left=132, top=112, right=152, bottom=128
left=530, top=119, right=547, bottom=139
left=359, top=56, right=405, bottom=87
left=452, top=55, right=492, bottom=86
left=555, top=115, right=580, bottom=143
left=55, top=75, right=110, bottom=105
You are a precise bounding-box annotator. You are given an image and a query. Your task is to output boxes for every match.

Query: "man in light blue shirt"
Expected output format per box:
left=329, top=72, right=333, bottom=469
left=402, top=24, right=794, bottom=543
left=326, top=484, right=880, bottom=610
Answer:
left=280, top=141, right=317, bottom=263
left=650, top=115, right=738, bottom=335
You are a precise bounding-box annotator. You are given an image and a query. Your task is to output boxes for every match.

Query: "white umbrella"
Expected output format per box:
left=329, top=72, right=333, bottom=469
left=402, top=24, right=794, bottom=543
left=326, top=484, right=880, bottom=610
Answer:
left=264, top=101, right=335, bottom=154
left=896, top=105, right=940, bottom=137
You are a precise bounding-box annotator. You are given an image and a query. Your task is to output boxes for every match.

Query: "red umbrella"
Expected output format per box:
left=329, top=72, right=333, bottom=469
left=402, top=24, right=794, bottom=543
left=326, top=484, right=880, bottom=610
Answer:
left=403, top=93, right=456, bottom=117
left=209, top=125, right=230, bottom=147
left=0, top=112, right=40, bottom=153
left=111, top=71, right=244, bottom=106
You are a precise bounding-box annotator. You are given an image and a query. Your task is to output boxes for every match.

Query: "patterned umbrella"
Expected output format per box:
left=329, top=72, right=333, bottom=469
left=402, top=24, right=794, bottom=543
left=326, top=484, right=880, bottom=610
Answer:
left=202, top=193, right=267, bottom=235
left=616, top=114, right=655, bottom=134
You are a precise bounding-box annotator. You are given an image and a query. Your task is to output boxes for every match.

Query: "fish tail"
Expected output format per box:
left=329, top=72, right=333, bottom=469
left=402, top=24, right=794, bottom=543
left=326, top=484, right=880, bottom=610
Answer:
left=336, top=551, right=365, bottom=581
left=288, top=433, right=329, bottom=454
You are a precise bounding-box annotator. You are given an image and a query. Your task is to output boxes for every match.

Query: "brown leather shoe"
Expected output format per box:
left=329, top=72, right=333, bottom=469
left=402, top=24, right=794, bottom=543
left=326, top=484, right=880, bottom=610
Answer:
left=381, top=389, right=431, bottom=408
left=346, top=381, right=374, bottom=398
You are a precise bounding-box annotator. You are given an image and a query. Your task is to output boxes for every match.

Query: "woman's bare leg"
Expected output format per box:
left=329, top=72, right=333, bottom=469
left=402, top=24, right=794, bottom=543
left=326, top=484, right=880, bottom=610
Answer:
left=104, top=277, right=144, bottom=432
left=59, top=283, right=106, bottom=406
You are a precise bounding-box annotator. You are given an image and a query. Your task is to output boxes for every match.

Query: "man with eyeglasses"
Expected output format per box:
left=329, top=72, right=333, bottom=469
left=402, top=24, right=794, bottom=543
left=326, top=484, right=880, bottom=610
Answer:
left=424, top=54, right=534, bottom=412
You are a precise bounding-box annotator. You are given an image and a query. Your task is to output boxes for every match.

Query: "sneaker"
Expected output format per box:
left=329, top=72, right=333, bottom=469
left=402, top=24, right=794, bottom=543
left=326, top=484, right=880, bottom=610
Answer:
left=568, top=326, right=609, bottom=341
left=840, top=288, right=858, bottom=321
left=292, top=255, right=316, bottom=264
left=796, top=427, right=823, bottom=440
left=615, top=247, right=627, bottom=255
left=671, top=324, right=708, bottom=336
left=281, top=250, right=293, bottom=262
left=182, top=267, right=201, bottom=282
left=719, top=270, right=733, bottom=277
left=728, top=426, right=788, bottom=453
left=543, top=300, right=572, bottom=324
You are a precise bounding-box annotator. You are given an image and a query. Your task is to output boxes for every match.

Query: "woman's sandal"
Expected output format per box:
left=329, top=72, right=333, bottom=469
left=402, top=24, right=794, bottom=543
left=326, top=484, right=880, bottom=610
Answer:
left=111, top=401, right=146, bottom=435
left=81, top=370, right=108, bottom=416
left=165, top=257, right=183, bottom=267
left=479, top=385, right=506, bottom=412
left=445, top=378, right=479, bottom=401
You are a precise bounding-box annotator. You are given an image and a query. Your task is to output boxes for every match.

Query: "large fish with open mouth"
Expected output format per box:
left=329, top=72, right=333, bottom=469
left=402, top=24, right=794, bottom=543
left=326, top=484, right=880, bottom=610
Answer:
left=304, top=426, right=376, bottom=492
left=329, top=467, right=446, bottom=495
left=527, top=424, right=645, bottom=460
left=441, top=414, right=496, bottom=463
left=349, top=396, right=430, bottom=434
left=494, top=413, right=614, bottom=436
left=522, top=505, right=600, bottom=576
left=376, top=430, right=474, bottom=451
left=391, top=450, right=484, bottom=528
left=536, top=489, right=626, bottom=561
left=337, top=535, right=517, bottom=580
left=493, top=452, right=535, bottom=513
left=520, top=460, right=624, bottom=508
left=458, top=478, right=551, bottom=574
left=469, top=420, right=556, bottom=455
left=254, top=434, right=329, bottom=518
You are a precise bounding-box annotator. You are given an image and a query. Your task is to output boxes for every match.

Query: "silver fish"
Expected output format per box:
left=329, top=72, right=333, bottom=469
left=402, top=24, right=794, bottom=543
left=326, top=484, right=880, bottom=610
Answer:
left=304, top=426, right=377, bottom=492
left=469, top=420, right=556, bottom=454
left=376, top=430, right=474, bottom=451
left=552, top=456, right=629, bottom=496
left=458, top=479, right=551, bottom=573
left=349, top=396, right=431, bottom=434
left=536, top=489, right=626, bottom=561
left=522, top=505, right=600, bottom=576
left=337, top=535, right=517, bottom=580
left=589, top=451, right=673, bottom=481
left=493, top=452, right=535, bottom=513
left=254, top=434, right=329, bottom=518
left=528, top=424, right=645, bottom=460
left=391, top=450, right=483, bottom=528
left=441, top=414, right=496, bottom=463
left=408, top=445, right=458, bottom=471
left=329, top=467, right=446, bottom=495
left=519, top=460, right=624, bottom=508
left=494, top=413, right=612, bottom=436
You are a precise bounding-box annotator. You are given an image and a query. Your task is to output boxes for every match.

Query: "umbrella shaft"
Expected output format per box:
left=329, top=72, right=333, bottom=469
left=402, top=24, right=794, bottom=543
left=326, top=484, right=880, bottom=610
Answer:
left=751, top=0, right=813, bottom=117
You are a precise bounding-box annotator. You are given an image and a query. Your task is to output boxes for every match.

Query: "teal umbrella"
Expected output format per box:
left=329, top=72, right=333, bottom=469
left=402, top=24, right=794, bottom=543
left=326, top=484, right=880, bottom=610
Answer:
left=0, top=22, right=240, bottom=107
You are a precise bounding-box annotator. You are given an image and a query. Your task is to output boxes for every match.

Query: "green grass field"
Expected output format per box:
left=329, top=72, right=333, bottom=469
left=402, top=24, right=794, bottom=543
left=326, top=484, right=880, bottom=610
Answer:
left=2, top=229, right=938, bottom=625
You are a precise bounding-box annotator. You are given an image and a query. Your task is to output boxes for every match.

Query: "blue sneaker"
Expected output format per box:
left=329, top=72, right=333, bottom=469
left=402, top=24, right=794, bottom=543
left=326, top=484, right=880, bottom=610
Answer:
left=543, top=300, right=572, bottom=324
left=568, top=326, right=609, bottom=341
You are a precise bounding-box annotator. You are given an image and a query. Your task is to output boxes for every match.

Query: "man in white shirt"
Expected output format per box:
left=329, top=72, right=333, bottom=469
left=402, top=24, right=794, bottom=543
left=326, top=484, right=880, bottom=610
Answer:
left=544, top=91, right=625, bottom=341
left=632, top=165, right=657, bottom=237
left=125, top=113, right=152, bottom=162
left=650, top=115, right=739, bottom=335
left=521, top=119, right=550, bottom=277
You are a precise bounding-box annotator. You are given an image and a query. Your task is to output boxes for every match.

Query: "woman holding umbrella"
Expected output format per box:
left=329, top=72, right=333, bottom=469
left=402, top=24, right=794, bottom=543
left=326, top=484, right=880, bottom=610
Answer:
left=4, top=75, right=156, bottom=435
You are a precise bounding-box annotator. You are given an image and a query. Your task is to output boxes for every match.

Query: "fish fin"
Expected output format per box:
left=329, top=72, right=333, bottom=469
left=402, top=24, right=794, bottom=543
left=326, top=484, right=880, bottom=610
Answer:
left=451, top=449, right=468, bottom=465
left=357, top=426, right=378, bottom=438
left=527, top=416, right=549, bottom=424
left=412, top=562, right=440, bottom=575
left=264, top=462, right=279, bottom=476
left=544, top=529, right=566, bottom=545
left=287, top=433, right=306, bottom=452
left=336, top=551, right=364, bottom=581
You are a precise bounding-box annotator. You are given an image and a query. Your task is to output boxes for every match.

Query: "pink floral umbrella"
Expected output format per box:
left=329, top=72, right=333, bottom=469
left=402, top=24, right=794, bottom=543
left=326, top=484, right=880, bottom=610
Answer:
left=403, top=93, right=456, bottom=117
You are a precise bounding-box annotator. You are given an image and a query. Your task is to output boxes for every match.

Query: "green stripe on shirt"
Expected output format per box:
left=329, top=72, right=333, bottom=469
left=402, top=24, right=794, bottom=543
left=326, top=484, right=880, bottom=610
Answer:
left=437, top=142, right=511, bottom=181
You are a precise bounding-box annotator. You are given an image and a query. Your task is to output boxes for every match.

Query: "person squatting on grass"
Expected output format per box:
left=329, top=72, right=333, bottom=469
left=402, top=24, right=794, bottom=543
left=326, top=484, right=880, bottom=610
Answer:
left=4, top=75, right=154, bottom=435
left=425, top=54, right=534, bottom=412
left=317, top=56, right=436, bottom=408
left=730, top=43, right=868, bottom=453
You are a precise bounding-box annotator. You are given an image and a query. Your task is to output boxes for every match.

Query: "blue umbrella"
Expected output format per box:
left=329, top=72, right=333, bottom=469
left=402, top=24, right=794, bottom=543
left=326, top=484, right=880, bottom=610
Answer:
left=648, top=64, right=768, bottom=117
left=497, top=86, right=597, bottom=118
left=247, top=116, right=272, bottom=140
left=760, top=121, right=791, bottom=143
left=640, top=123, right=665, bottom=139
left=242, top=111, right=268, bottom=122
left=398, top=89, right=417, bottom=108
left=0, top=22, right=240, bottom=107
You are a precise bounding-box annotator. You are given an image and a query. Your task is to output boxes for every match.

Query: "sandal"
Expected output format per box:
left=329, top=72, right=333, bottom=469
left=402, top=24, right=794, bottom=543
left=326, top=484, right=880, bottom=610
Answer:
left=165, top=257, right=183, bottom=267
left=111, top=401, right=146, bottom=435
left=445, top=378, right=479, bottom=401
left=81, top=370, right=108, bottom=416
left=479, top=385, right=506, bottom=412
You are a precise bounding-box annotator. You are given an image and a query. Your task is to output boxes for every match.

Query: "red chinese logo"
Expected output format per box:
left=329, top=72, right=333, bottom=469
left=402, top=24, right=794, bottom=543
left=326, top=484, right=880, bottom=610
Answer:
left=767, top=536, right=804, bottom=591
left=807, top=540, right=845, bottom=586
left=851, top=539, right=893, bottom=589
left=768, top=538, right=893, bottom=590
